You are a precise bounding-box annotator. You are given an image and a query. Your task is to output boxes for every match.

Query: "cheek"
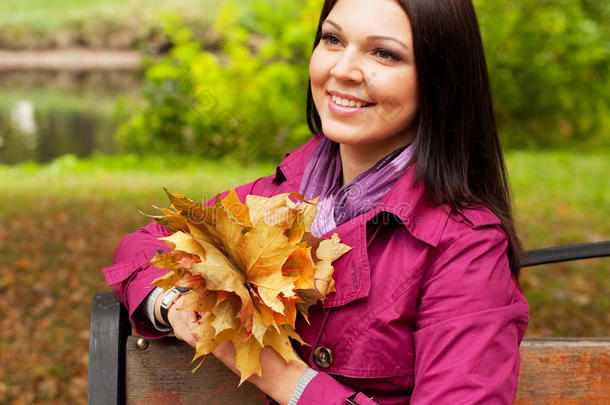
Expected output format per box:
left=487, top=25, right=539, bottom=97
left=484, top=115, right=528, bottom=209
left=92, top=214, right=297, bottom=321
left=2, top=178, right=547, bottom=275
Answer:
left=373, top=70, right=419, bottom=129
left=403, top=70, right=418, bottom=103
left=384, top=70, right=418, bottom=111
left=309, top=47, right=330, bottom=92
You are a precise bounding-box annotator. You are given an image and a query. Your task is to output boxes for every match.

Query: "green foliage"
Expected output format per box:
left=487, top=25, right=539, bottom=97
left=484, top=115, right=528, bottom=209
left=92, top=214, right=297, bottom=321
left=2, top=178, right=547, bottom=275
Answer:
left=474, top=0, right=610, bottom=148
left=117, top=0, right=323, bottom=161
left=118, top=0, right=608, bottom=156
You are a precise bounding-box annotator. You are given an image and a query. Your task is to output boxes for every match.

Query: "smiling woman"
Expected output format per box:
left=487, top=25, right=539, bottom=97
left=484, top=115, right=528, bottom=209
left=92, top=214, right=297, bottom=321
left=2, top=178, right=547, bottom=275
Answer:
left=103, top=0, right=529, bottom=404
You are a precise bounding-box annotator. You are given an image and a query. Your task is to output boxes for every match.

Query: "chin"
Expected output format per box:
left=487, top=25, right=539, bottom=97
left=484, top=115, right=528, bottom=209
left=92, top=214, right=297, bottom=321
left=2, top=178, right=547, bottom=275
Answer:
left=321, top=119, right=376, bottom=144
left=321, top=126, right=366, bottom=145
left=323, top=126, right=398, bottom=148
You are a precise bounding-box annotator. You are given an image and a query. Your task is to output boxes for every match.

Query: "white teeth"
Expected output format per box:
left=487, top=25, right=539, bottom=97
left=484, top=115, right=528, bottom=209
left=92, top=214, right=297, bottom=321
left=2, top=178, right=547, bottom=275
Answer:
left=332, top=95, right=366, bottom=108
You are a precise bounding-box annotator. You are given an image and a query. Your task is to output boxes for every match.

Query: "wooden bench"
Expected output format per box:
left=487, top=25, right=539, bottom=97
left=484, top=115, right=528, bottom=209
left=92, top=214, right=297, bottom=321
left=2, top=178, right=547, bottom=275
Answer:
left=88, top=241, right=610, bottom=404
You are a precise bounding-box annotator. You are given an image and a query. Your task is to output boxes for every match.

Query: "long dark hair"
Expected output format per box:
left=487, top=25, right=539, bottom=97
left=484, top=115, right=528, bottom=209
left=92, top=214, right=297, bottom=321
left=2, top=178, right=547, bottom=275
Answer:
left=306, top=0, right=522, bottom=275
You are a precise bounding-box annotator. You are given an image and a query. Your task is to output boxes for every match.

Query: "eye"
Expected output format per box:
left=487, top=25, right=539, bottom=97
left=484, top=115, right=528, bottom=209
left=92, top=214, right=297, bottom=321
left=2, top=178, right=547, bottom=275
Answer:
left=321, top=32, right=341, bottom=46
left=373, top=48, right=401, bottom=62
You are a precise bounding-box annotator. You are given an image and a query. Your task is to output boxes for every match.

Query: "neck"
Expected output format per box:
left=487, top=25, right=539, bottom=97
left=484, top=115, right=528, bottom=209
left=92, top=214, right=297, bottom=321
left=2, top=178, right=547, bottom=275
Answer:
left=339, top=132, right=415, bottom=186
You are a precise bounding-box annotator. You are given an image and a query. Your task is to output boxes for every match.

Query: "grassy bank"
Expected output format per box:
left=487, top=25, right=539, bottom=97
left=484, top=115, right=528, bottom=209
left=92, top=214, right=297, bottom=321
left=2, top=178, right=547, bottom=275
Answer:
left=0, top=0, right=222, bottom=51
left=0, top=151, right=608, bottom=403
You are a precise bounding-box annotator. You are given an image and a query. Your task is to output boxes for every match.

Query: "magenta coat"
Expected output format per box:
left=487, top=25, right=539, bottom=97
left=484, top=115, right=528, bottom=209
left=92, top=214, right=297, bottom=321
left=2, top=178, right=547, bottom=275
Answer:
left=103, top=133, right=529, bottom=404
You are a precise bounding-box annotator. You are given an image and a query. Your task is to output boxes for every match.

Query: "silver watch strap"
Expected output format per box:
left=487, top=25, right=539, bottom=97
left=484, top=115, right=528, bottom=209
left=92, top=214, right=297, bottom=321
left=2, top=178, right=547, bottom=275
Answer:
left=160, top=286, right=190, bottom=325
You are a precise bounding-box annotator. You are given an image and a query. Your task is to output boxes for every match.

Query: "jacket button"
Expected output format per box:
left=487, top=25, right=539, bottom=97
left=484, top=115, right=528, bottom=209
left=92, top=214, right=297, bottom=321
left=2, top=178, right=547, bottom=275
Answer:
left=313, top=346, right=333, bottom=369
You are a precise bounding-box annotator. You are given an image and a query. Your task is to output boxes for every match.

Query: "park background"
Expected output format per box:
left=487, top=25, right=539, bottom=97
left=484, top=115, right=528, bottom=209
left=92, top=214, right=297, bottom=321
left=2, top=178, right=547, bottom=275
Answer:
left=0, top=0, right=608, bottom=403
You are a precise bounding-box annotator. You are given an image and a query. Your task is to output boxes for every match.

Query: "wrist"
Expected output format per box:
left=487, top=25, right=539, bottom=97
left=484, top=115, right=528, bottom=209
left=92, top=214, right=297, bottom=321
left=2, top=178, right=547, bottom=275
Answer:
left=145, top=287, right=171, bottom=331
left=153, top=290, right=166, bottom=326
left=158, top=286, right=190, bottom=326
left=255, top=347, right=308, bottom=404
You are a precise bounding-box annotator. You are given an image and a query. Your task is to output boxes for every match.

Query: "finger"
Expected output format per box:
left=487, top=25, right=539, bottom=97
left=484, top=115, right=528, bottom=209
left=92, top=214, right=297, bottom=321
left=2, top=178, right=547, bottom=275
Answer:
left=174, top=324, right=197, bottom=347
left=186, top=313, right=200, bottom=346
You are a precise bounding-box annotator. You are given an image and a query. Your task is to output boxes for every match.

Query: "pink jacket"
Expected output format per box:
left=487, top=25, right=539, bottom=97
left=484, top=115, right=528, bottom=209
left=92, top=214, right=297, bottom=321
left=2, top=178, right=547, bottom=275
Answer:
left=103, top=133, right=529, bottom=404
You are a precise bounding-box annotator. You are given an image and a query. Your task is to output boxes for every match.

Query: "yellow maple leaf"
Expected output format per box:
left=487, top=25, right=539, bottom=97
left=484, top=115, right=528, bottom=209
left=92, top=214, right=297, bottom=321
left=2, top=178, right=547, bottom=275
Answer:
left=246, top=193, right=296, bottom=229
left=232, top=330, right=263, bottom=385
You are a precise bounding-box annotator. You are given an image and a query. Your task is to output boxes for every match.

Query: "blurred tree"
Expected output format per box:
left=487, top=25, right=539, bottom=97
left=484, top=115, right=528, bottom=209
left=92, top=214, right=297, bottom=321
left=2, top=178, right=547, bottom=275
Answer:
left=117, top=0, right=322, bottom=161
left=475, top=0, right=609, bottom=148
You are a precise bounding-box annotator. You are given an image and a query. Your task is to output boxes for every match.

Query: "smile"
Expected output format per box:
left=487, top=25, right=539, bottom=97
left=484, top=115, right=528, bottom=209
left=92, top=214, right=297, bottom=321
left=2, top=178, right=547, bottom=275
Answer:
left=328, top=94, right=376, bottom=116
left=331, top=95, right=372, bottom=108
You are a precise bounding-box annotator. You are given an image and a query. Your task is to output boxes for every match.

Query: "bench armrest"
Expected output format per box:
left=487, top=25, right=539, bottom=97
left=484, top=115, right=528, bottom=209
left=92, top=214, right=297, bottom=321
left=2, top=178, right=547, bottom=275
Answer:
left=88, top=292, right=132, bottom=405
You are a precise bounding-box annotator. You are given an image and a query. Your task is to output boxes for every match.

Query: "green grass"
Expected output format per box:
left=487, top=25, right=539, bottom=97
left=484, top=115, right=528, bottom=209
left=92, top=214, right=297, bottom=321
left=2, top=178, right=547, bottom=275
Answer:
left=505, top=150, right=610, bottom=338
left=507, top=150, right=609, bottom=248
left=0, top=0, right=222, bottom=50
left=0, top=0, right=125, bottom=28
left=0, top=150, right=608, bottom=404
left=0, top=0, right=219, bottom=27
left=2, top=150, right=607, bottom=247
left=0, top=153, right=275, bottom=203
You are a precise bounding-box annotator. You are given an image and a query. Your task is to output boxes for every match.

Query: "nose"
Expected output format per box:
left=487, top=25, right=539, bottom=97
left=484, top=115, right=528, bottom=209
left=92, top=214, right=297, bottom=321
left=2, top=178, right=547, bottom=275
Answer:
left=330, top=49, right=365, bottom=83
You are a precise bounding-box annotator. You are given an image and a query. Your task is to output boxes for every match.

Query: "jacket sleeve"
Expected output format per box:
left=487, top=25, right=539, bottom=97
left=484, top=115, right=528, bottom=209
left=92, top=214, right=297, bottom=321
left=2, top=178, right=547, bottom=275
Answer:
left=297, top=373, right=377, bottom=405
left=102, top=221, right=172, bottom=338
left=410, top=226, right=529, bottom=404
left=102, top=178, right=267, bottom=338
left=298, top=372, right=377, bottom=405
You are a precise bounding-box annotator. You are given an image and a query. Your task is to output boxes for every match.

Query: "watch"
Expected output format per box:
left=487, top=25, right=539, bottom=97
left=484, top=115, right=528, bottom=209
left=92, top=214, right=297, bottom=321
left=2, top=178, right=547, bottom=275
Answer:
left=160, top=286, right=190, bottom=326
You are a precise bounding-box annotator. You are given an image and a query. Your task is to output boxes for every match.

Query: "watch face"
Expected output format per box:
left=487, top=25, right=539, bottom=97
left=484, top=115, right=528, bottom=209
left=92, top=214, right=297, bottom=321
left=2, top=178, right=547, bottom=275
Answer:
left=162, top=287, right=189, bottom=309
left=162, top=290, right=178, bottom=308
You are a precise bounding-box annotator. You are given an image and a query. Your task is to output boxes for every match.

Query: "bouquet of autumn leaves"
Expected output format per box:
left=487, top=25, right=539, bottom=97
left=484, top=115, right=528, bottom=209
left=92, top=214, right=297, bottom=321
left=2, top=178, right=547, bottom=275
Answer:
left=144, top=189, right=351, bottom=384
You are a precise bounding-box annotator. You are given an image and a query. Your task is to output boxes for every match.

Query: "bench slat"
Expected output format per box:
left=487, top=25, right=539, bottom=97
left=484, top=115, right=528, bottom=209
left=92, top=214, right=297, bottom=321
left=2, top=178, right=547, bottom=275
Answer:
left=515, top=338, right=610, bottom=404
left=124, top=336, right=610, bottom=404
left=125, top=336, right=266, bottom=405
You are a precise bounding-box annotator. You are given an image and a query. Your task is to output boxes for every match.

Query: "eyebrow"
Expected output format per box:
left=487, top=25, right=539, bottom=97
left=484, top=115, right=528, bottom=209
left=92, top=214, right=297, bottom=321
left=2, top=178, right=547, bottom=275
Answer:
left=323, top=19, right=409, bottom=50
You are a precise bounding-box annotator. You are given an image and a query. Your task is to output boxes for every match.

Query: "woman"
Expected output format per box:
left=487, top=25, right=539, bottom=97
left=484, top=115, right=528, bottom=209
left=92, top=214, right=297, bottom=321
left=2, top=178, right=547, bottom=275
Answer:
left=103, top=0, right=529, bottom=403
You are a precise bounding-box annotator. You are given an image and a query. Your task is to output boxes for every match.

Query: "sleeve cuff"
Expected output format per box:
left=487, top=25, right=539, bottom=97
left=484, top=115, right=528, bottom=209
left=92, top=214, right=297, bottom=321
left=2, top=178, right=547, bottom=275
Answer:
left=143, top=287, right=172, bottom=332
left=288, top=368, right=318, bottom=405
left=298, top=372, right=357, bottom=404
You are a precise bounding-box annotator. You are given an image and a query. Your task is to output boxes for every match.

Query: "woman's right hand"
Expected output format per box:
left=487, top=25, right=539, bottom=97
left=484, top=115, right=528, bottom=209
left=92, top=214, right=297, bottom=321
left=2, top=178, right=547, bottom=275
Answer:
left=154, top=292, right=199, bottom=347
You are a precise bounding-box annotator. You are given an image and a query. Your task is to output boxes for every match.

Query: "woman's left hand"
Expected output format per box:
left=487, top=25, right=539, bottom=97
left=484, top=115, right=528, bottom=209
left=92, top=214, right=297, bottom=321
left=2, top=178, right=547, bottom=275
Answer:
left=211, top=340, right=309, bottom=405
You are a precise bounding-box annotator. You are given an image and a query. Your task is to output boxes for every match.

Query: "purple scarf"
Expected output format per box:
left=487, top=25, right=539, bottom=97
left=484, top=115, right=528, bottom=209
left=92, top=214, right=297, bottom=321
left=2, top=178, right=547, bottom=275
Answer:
left=299, top=134, right=415, bottom=237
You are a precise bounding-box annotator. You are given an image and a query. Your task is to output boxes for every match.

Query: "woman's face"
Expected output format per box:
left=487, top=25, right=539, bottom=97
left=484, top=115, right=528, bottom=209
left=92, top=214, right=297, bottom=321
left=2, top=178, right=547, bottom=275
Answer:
left=309, top=0, right=418, bottom=149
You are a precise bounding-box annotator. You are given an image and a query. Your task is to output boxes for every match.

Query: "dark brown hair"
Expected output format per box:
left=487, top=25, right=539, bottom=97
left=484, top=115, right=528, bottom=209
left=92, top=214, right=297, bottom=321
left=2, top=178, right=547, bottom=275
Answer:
left=306, top=0, right=522, bottom=275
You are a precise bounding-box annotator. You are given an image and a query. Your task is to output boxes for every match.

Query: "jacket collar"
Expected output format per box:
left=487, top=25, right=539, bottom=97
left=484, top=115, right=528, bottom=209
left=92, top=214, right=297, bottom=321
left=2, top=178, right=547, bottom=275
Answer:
left=275, top=134, right=505, bottom=307
left=275, top=133, right=448, bottom=247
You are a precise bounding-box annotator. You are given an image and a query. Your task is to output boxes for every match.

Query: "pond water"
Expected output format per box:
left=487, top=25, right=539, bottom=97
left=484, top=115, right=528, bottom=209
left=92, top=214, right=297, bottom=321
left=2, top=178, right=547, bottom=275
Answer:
left=0, top=70, right=141, bottom=165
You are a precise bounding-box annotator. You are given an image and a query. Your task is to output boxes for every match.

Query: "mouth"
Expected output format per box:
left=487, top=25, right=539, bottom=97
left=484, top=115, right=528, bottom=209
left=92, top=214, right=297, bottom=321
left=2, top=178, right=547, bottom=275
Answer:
left=328, top=91, right=376, bottom=108
left=327, top=92, right=376, bottom=116
left=330, top=95, right=376, bottom=109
